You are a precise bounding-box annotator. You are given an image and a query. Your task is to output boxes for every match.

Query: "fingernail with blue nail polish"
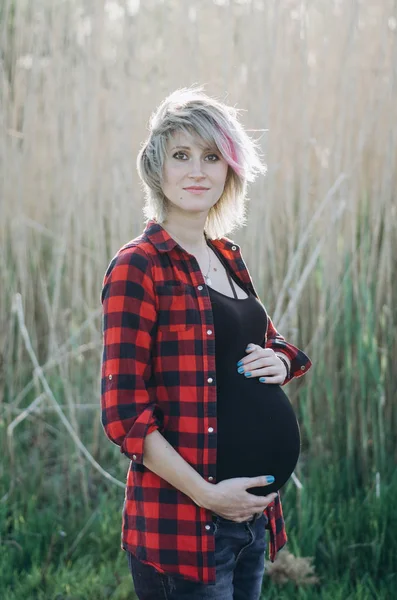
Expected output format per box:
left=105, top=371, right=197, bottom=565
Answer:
left=244, top=372, right=251, bottom=377
left=266, top=476, right=275, bottom=483
left=238, top=367, right=245, bottom=374
left=237, top=361, right=243, bottom=367
left=259, top=377, right=266, bottom=383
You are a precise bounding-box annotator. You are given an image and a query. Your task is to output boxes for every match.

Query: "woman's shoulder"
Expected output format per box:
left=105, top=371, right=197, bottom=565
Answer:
left=208, top=234, right=241, bottom=252
left=101, top=237, right=155, bottom=304
left=118, top=231, right=154, bottom=256
left=112, top=231, right=157, bottom=262
left=103, top=235, right=154, bottom=282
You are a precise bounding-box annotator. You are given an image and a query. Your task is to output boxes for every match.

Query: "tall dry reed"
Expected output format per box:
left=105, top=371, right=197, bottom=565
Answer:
left=1, top=0, right=396, bottom=489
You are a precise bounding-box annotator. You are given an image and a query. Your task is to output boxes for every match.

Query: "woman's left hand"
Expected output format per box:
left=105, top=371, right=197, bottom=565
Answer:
left=236, top=344, right=288, bottom=384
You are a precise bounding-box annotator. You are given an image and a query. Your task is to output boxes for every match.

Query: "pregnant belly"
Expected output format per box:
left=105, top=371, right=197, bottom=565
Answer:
left=216, top=382, right=301, bottom=496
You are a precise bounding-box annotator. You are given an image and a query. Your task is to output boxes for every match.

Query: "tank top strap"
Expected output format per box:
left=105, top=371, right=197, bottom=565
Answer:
left=226, top=269, right=239, bottom=299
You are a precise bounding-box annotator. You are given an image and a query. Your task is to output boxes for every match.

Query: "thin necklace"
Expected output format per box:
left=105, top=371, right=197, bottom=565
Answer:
left=204, top=245, right=212, bottom=286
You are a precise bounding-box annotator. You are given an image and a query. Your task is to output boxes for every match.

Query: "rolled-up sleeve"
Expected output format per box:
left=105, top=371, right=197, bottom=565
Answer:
left=265, top=315, right=312, bottom=385
left=100, top=246, right=162, bottom=463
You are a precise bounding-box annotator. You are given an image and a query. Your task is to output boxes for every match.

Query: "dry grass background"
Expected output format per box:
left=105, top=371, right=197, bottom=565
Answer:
left=2, top=0, right=396, bottom=469
left=1, top=0, right=397, bottom=597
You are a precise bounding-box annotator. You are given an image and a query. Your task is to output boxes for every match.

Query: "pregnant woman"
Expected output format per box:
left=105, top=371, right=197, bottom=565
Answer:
left=101, top=87, right=312, bottom=600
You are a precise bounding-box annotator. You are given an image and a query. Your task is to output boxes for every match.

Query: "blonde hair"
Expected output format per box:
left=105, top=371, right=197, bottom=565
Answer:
left=137, top=86, right=267, bottom=239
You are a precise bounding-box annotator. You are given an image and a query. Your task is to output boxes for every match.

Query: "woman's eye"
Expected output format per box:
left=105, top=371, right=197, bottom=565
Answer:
left=173, top=151, right=188, bottom=160
left=172, top=151, right=220, bottom=162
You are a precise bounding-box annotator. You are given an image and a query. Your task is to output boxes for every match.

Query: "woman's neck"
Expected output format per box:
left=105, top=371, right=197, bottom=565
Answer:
left=161, top=221, right=208, bottom=255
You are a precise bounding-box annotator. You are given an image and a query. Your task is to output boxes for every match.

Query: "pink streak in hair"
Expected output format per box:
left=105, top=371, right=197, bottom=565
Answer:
left=219, top=128, right=243, bottom=177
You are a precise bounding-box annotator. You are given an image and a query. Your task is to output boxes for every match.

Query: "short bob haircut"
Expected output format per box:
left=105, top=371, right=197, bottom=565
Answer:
left=137, top=86, right=267, bottom=239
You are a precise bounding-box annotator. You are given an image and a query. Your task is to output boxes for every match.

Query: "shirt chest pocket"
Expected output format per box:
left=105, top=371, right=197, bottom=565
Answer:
left=155, top=282, right=201, bottom=333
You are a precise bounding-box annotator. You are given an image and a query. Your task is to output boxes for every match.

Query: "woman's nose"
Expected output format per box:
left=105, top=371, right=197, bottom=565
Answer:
left=188, top=158, right=205, bottom=177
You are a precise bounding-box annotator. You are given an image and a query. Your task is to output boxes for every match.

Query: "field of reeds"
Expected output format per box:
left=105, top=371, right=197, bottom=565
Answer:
left=1, top=0, right=397, bottom=598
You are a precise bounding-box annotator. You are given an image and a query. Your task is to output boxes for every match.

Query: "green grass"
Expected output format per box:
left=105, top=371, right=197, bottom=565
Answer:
left=0, top=472, right=134, bottom=600
left=2, top=448, right=396, bottom=599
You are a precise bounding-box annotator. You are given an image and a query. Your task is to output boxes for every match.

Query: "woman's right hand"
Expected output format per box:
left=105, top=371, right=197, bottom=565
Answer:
left=198, top=475, right=278, bottom=522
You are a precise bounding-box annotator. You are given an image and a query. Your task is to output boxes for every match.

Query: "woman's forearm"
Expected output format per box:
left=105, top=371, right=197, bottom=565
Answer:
left=142, top=429, right=212, bottom=507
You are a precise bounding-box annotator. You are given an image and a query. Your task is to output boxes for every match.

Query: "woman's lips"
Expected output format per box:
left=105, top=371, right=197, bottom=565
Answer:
left=183, top=187, right=210, bottom=195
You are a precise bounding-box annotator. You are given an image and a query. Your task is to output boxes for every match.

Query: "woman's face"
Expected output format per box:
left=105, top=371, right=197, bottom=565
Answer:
left=162, top=129, right=229, bottom=218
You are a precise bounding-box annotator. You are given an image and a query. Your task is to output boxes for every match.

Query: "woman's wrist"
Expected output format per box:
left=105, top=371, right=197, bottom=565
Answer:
left=275, top=353, right=290, bottom=382
left=190, top=479, right=215, bottom=509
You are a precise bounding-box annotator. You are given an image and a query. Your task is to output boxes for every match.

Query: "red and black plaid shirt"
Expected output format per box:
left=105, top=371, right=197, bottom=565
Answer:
left=101, top=219, right=312, bottom=584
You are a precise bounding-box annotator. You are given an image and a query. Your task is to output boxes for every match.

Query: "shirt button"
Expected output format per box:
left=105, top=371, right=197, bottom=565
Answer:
left=205, top=524, right=211, bottom=531
left=132, top=454, right=137, bottom=460
left=207, top=377, right=213, bottom=383
left=300, top=365, right=306, bottom=371
left=198, top=285, right=203, bottom=291
left=231, top=245, right=237, bottom=250
left=108, top=374, right=112, bottom=380
left=207, top=329, right=213, bottom=335
left=208, top=476, right=214, bottom=482
left=208, top=427, right=214, bottom=433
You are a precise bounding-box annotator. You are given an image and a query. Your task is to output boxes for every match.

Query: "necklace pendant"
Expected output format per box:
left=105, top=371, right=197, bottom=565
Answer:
left=205, top=276, right=212, bottom=286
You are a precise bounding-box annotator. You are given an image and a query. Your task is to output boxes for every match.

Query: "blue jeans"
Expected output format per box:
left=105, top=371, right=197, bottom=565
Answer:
left=127, top=512, right=268, bottom=600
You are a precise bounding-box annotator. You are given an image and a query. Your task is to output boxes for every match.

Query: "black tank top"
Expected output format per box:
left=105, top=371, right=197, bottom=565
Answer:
left=207, top=267, right=301, bottom=496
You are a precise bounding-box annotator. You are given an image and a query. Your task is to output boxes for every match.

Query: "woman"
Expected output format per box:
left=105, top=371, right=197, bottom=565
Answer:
left=101, top=87, right=312, bottom=600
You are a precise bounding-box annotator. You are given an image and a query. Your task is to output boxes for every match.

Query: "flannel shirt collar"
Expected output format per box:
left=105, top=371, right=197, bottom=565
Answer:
left=143, top=219, right=241, bottom=255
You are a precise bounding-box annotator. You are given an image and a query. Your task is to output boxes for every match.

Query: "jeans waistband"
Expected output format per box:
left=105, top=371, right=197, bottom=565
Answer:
left=212, top=512, right=262, bottom=523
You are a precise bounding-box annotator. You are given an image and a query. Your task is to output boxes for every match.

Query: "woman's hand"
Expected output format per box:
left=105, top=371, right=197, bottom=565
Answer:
left=237, top=344, right=288, bottom=384
left=198, top=475, right=277, bottom=522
